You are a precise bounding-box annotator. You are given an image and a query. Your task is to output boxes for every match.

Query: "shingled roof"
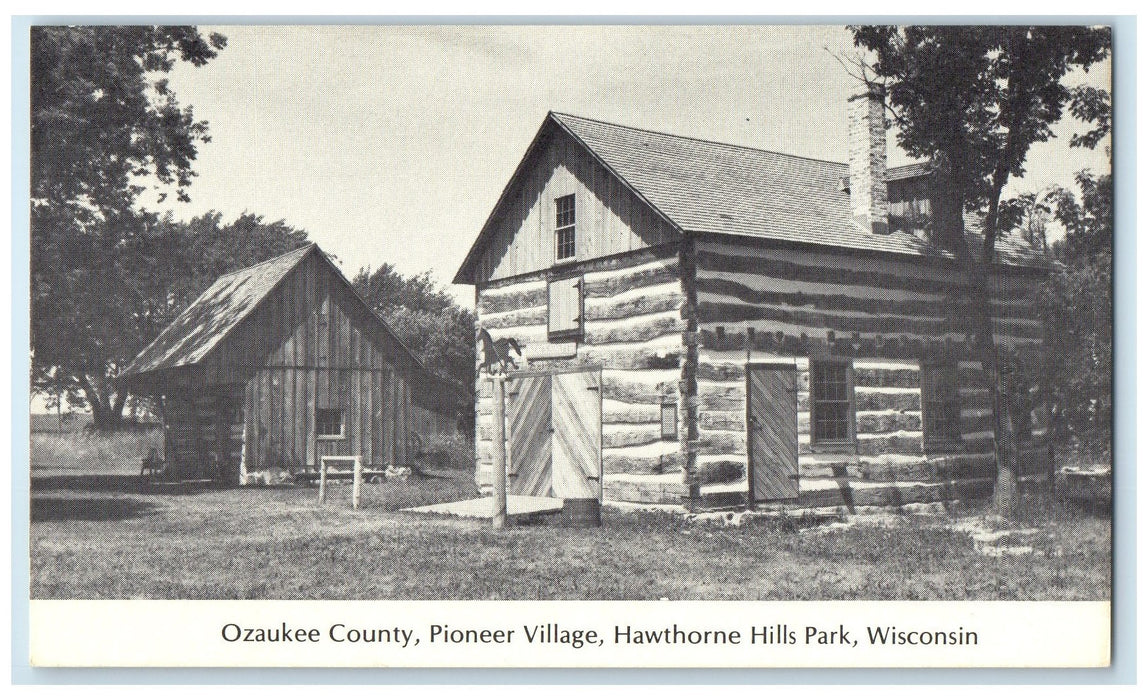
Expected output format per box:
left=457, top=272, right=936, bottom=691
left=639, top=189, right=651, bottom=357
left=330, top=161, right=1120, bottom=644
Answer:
left=454, top=112, right=1049, bottom=283
left=118, top=244, right=440, bottom=392
left=120, top=245, right=317, bottom=379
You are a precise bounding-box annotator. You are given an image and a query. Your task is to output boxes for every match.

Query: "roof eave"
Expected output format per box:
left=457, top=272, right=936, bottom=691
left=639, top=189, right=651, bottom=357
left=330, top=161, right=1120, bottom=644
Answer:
left=548, top=112, right=683, bottom=240
left=452, top=113, right=561, bottom=286
left=173, top=243, right=318, bottom=375
left=453, top=111, right=686, bottom=285
left=687, top=229, right=1054, bottom=272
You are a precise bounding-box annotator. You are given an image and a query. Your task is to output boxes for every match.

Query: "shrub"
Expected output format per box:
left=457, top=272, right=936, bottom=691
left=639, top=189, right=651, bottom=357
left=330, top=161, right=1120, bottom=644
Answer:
left=415, top=433, right=474, bottom=472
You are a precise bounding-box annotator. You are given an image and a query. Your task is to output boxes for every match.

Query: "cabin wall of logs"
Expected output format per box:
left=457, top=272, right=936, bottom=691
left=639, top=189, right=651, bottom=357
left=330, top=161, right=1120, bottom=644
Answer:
left=474, top=230, right=1052, bottom=508
left=465, top=124, right=1052, bottom=508
left=691, top=236, right=1051, bottom=508
left=161, top=385, right=245, bottom=484
left=474, top=244, right=690, bottom=503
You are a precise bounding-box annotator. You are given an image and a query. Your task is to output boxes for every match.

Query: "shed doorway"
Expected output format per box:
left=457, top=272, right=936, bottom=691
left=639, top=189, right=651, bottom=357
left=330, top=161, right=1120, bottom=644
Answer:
left=503, top=367, right=602, bottom=500
left=747, top=363, right=799, bottom=501
left=162, top=388, right=244, bottom=483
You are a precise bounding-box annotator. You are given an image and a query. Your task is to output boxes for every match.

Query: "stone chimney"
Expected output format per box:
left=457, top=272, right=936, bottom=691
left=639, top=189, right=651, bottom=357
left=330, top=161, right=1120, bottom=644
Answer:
left=847, top=86, right=890, bottom=235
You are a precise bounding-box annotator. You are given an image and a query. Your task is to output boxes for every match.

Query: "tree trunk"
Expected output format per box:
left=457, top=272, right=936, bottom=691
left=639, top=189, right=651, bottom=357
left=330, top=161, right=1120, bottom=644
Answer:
left=80, top=375, right=127, bottom=431
left=976, top=170, right=1024, bottom=516
left=934, top=167, right=1019, bottom=517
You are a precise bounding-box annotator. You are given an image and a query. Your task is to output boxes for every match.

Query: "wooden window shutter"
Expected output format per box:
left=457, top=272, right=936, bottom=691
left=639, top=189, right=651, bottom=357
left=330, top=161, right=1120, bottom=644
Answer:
left=548, top=276, right=582, bottom=339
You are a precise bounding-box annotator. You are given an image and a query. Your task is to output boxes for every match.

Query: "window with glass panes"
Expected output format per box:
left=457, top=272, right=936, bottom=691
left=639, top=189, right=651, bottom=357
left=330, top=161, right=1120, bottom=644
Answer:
left=811, top=360, right=852, bottom=442
left=922, top=364, right=961, bottom=444
left=555, top=195, right=576, bottom=261
left=316, top=408, right=344, bottom=439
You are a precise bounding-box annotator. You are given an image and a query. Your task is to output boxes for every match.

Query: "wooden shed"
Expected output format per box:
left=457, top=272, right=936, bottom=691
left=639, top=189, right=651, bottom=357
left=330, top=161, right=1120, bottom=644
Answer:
left=119, top=244, right=456, bottom=484
left=454, top=99, right=1053, bottom=510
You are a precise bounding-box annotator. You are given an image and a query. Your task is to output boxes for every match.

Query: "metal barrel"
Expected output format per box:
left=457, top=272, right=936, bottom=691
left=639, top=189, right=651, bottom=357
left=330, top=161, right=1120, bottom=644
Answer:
left=561, top=498, right=601, bottom=527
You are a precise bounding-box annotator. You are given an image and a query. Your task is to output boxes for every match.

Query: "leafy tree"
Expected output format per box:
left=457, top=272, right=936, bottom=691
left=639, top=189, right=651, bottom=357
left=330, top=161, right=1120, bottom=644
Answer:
left=130, top=212, right=311, bottom=344
left=849, top=25, right=1110, bottom=514
left=1052, top=171, right=1113, bottom=261
left=352, top=265, right=476, bottom=410
left=34, top=209, right=309, bottom=428
left=1039, top=252, right=1111, bottom=462
left=1037, top=170, right=1112, bottom=462
left=31, top=26, right=226, bottom=429
left=32, top=26, right=226, bottom=211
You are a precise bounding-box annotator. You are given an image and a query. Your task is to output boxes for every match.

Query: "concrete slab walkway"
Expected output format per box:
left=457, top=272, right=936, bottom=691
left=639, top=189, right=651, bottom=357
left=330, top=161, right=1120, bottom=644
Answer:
left=404, top=495, right=563, bottom=519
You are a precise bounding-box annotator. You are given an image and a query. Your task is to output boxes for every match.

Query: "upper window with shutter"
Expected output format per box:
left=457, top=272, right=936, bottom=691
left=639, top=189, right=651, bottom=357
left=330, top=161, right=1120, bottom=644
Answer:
left=555, top=194, right=576, bottom=262
left=548, top=276, right=582, bottom=340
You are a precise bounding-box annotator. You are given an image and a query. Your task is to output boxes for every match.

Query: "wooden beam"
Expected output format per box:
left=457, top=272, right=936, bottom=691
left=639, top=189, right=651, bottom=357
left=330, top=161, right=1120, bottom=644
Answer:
left=491, top=376, right=507, bottom=529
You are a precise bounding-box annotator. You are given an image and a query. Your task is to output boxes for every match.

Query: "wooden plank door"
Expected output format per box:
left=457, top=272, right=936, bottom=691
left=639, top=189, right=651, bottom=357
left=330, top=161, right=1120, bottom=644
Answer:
left=505, top=374, right=553, bottom=497
left=164, top=394, right=197, bottom=481
left=748, top=364, right=799, bottom=501
left=551, top=370, right=602, bottom=499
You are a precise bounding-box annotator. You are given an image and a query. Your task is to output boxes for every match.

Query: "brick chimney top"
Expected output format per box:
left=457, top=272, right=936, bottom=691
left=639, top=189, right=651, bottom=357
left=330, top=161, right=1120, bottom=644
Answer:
left=847, top=86, right=890, bottom=235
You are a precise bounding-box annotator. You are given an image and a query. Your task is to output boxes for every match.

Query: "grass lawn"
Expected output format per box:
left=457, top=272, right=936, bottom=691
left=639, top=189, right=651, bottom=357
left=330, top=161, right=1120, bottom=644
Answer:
left=29, top=455, right=1110, bottom=600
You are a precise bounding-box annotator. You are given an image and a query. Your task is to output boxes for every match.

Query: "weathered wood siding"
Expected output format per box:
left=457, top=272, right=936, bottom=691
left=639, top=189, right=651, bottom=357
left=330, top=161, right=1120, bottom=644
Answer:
left=692, top=236, right=1050, bottom=507
left=475, top=245, right=688, bottom=503
left=175, top=252, right=415, bottom=482
left=474, top=128, right=679, bottom=285
left=412, top=404, right=458, bottom=437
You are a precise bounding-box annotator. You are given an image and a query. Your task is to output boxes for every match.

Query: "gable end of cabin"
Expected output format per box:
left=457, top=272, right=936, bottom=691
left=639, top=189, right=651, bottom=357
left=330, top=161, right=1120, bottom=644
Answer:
left=469, top=121, right=693, bottom=505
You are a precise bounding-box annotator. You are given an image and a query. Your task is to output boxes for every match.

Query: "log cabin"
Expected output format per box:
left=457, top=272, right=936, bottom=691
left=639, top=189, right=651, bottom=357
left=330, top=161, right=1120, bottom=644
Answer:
left=454, top=90, right=1053, bottom=509
left=119, top=243, right=462, bottom=485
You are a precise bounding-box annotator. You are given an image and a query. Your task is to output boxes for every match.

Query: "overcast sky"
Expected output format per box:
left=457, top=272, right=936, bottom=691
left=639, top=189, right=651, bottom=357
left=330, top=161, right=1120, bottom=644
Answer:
left=157, top=24, right=1112, bottom=302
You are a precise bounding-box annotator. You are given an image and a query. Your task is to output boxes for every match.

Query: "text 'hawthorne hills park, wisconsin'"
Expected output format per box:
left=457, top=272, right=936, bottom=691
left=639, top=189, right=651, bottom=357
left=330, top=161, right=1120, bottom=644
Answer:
left=220, top=623, right=979, bottom=649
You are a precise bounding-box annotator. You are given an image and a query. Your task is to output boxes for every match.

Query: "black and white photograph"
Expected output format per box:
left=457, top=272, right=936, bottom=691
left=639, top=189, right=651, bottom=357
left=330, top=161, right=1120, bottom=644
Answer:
left=24, top=22, right=1117, bottom=669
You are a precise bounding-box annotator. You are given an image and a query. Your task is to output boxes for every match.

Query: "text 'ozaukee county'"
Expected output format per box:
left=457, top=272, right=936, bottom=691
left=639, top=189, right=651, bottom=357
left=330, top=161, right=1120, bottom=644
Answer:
left=219, top=622, right=978, bottom=649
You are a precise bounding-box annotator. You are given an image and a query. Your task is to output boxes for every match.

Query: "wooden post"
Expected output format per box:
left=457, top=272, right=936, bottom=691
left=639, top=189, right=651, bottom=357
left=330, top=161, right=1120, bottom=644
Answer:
left=318, top=458, right=327, bottom=505
left=352, top=455, right=362, bottom=510
left=491, top=375, right=507, bottom=529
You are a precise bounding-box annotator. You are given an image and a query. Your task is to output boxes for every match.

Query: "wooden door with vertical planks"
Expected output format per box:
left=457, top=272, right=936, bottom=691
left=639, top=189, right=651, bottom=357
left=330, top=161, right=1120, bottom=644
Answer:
left=505, top=373, right=552, bottom=497
left=550, top=370, right=602, bottom=499
left=165, top=394, right=197, bottom=481
left=748, top=364, right=799, bottom=501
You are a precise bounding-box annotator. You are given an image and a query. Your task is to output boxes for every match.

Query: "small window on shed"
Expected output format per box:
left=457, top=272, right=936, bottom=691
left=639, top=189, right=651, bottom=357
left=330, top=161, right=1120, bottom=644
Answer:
left=661, top=402, right=678, bottom=440
left=547, top=276, right=583, bottom=340
left=555, top=194, right=576, bottom=261
left=922, top=363, right=962, bottom=445
left=316, top=408, right=344, bottom=440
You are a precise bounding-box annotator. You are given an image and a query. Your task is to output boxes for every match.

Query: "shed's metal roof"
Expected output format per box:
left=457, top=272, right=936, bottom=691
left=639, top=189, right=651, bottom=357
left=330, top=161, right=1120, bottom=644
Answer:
left=120, top=245, right=317, bottom=379
left=454, top=112, right=1050, bottom=282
